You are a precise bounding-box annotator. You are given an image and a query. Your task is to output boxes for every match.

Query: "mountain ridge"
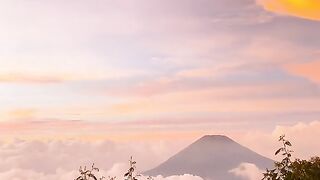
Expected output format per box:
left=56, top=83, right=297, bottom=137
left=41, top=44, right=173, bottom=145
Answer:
left=144, top=135, right=273, bottom=180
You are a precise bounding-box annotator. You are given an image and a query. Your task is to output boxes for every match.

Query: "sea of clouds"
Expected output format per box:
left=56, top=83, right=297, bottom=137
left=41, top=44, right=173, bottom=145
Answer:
left=1, top=121, right=319, bottom=180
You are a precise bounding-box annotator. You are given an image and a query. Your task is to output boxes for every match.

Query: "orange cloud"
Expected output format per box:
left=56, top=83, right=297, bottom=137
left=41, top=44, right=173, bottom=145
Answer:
left=258, top=0, right=320, bottom=20
left=0, top=73, right=65, bottom=84
left=285, top=60, right=320, bottom=83
left=8, top=108, right=37, bottom=119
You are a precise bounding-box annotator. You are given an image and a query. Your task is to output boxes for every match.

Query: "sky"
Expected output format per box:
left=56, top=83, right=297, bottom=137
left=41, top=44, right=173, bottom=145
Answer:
left=0, top=0, right=320, bottom=179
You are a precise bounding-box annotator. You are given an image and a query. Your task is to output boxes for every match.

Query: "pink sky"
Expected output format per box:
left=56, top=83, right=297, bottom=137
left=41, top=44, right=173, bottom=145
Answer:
left=0, top=0, right=320, bottom=179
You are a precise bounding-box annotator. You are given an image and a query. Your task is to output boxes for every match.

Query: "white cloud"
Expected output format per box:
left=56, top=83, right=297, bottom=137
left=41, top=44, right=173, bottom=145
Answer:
left=105, top=163, right=203, bottom=180
left=0, top=138, right=191, bottom=180
left=0, top=168, right=78, bottom=180
left=153, top=174, right=203, bottom=180
left=272, top=121, right=320, bottom=159
left=229, top=163, right=263, bottom=180
left=235, top=120, right=320, bottom=160
left=0, top=121, right=320, bottom=180
left=0, top=159, right=203, bottom=180
left=0, top=169, right=203, bottom=180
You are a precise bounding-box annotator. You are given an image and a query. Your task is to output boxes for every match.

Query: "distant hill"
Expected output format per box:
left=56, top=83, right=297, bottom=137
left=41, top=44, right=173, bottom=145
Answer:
left=144, top=135, right=273, bottom=180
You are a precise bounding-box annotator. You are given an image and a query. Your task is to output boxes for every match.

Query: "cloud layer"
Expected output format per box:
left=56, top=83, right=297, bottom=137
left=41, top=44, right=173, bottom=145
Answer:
left=0, top=0, right=319, bottom=125
left=0, top=121, right=319, bottom=179
left=0, top=138, right=201, bottom=180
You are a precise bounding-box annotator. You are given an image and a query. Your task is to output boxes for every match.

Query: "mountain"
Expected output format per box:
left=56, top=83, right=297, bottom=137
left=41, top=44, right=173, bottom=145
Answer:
left=144, top=135, right=273, bottom=180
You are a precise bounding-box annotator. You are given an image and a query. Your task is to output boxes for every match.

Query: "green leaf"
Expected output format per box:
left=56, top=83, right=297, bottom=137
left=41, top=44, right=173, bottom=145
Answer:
left=285, top=141, right=292, bottom=146
left=275, top=148, right=283, bottom=155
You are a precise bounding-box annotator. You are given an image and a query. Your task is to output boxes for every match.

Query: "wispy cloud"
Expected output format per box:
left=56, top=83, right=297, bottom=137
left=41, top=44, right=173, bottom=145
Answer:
left=0, top=0, right=319, bottom=137
left=284, top=60, right=320, bottom=83
left=0, top=73, right=65, bottom=84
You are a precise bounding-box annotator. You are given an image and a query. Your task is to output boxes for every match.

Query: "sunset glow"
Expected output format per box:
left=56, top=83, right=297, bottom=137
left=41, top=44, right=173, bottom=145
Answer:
left=259, top=0, right=320, bottom=20
left=0, top=0, right=319, bottom=179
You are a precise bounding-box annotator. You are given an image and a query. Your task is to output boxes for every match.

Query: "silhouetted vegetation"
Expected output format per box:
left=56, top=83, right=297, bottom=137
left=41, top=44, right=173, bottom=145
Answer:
left=263, top=135, right=320, bottom=180
left=124, top=156, right=141, bottom=180
left=75, top=157, right=142, bottom=180
left=75, top=163, right=105, bottom=180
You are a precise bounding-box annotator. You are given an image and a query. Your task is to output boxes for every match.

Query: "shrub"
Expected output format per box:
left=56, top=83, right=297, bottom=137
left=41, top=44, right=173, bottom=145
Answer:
left=262, top=135, right=320, bottom=180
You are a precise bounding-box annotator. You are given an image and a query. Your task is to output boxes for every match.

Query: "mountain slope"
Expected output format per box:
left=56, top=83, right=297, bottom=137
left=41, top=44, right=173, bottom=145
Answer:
left=144, top=135, right=273, bottom=180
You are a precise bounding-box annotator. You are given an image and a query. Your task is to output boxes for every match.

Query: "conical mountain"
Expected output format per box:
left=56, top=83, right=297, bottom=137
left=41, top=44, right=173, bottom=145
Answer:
left=144, top=135, right=273, bottom=180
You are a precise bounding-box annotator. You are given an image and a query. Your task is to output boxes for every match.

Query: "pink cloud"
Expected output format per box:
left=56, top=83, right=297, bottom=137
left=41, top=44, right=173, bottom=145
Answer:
left=284, top=60, right=320, bottom=83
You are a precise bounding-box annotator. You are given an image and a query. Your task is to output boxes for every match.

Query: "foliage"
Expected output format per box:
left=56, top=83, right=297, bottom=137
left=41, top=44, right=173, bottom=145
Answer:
left=124, top=156, right=141, bottom=180
left=75, top=156, right=141, bottom=180
left=262, top=135, right=320, bottom=180
left=75, top=163, right=105, bottom=180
